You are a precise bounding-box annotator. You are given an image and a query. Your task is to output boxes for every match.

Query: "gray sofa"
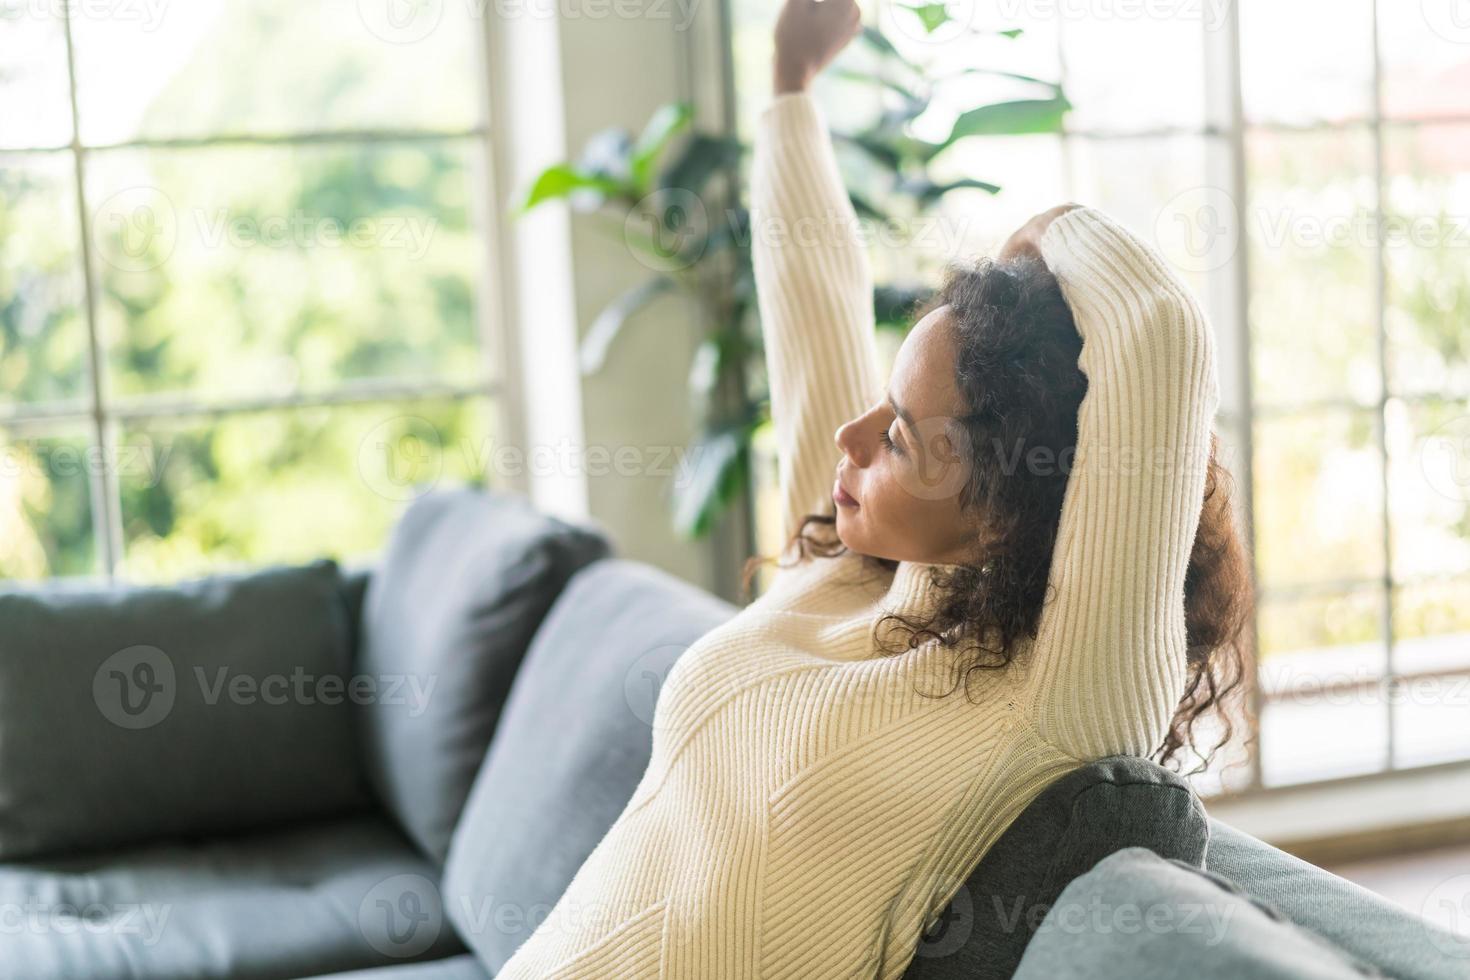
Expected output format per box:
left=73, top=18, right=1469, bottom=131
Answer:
left=0, top=487, right=1462, bottom=979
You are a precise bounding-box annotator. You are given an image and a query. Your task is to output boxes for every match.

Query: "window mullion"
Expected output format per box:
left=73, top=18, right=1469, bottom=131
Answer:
left=1368, top=0, right=1396, bottom=771
left=59, top=3, right=121, bottom=579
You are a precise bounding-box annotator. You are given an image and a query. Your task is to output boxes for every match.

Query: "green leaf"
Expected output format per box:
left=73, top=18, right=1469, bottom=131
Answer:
left=899, top=175, right=1002, bottom=206
left=848, top=191, right=890, bottom=223
left=521, top=164, right=625, bottom=212
left=579, top=276, right=678, bottom=374
left=631, top=103, right=694, bottom=191
left=929, top=95, right=1071, bottom=158
left=874, top=283, right=936, bottom=328
left=900, top=1, right=953, bottom=35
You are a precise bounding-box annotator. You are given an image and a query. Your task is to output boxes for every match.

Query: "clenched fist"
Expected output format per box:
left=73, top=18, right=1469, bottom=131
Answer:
left=773, top=0, right=862, bottom=94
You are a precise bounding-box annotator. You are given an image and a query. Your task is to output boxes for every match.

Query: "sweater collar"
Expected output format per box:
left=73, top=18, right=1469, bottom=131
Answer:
left=880, top=558, right=967, bottom=625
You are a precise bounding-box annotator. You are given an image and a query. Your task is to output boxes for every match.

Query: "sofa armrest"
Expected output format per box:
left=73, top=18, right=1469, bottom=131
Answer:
left=901, top=756, right=1209, bottom=980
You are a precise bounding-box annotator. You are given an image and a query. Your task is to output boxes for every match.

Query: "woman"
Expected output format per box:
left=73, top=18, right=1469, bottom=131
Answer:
left=493, top=1, right=1250, bottom=977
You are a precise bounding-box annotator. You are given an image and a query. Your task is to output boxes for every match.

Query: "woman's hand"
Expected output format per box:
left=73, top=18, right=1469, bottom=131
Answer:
left=773, top=0, right=862, bottom=94
left=998, top=203, right=1084, bottom=262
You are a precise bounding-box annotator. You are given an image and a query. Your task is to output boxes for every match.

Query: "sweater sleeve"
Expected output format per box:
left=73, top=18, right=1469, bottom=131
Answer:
left=1021, top=206, right=1221, bottom=760
left=750, top=90, right=885, bottom=542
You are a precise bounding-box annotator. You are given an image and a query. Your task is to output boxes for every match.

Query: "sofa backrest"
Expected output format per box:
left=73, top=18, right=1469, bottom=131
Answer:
left=354, top=488, right=611, bottom=863
left=0, top=560, right=369, bottom=860
left=440, top=557, right=737, bottom=971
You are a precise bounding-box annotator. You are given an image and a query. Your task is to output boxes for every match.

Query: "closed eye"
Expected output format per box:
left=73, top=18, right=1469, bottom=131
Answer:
left=879, top=428, right=903, bottom=456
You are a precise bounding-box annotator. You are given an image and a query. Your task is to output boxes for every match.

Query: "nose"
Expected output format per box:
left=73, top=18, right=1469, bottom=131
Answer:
left=834, top=414, right=869, bottom=467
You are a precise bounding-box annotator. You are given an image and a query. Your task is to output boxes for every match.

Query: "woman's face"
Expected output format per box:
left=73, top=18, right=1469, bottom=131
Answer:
left=833, top=304, right=985, bottom=565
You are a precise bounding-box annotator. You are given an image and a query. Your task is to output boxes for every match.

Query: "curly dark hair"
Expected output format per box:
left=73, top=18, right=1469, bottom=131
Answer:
left=742, top=256, right=1255, bottom=774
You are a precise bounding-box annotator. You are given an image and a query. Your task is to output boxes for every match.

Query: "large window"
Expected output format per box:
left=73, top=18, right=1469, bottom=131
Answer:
left=731, top=0, right=1470, bottom=792
left=1, top=0, right=503, bottom=582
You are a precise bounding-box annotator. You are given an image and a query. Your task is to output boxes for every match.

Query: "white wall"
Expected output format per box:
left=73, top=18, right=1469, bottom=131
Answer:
left=481, top=0, right=751, bottom=601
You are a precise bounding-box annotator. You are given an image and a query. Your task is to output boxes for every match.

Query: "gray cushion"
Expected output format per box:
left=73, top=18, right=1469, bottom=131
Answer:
left=902, top=756, right=1209, bottom=980
left=0, top=560, right=367, bottom=861
left=0, top=812, right=462, bottom=980
left=440, top=559, right=738, bottom=972
left=1205, top=818, right=1468, bottom=979
left=1014, top=847, right=1384, bottom=978
left=302, top=954, right=491, bottom=979
left=358, top=488, right=611, bottom=863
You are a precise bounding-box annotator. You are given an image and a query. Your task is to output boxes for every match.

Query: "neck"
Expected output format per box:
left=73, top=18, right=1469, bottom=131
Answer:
left=881, top=557, right=968, bottom=624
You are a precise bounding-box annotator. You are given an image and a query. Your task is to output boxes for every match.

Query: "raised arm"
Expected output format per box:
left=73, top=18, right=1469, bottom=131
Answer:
left=751, top=0, right=884, bottom=542
left=1020, top=206, right=1222, bottom=760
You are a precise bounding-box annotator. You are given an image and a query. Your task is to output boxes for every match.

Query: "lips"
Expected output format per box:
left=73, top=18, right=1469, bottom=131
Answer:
left=833, top=476, right=859, bottom=509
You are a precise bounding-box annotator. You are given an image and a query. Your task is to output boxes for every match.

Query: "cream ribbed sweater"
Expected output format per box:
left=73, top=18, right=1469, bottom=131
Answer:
left=493, top=91, right=1219, bottom=980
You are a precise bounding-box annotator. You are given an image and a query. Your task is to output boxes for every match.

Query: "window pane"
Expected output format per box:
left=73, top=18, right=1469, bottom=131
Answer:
left=1257, top=589, right=1388, bottom=786
left=0, top=5, right=72, bottom=149
left=0, top=154, right=88, bottom=407
left=931, top=134, right=1066, bottom=257
left=1387, top=398, right=1470, bottom=579
left=71, top=0, right=480, bottom=144
left=1246, top=128, right=1379, bottom=408
left=0, top=424, right=96, bottom=579
left=1068, top=134, right=1224, bottom=300
left=118, top=398, right=495, bottom=582
left=1384, top=124, right=1470, bottom=399
left=1059, top=12, right=1208, bottom=131
left=1393, top=578, right=1470, bottom=677
left=1260, top=685, right=1388, bottom=785
left=1378, top=0, right=1470, bottom=120
left=1391, top=575, right=1470, bottom=766
left=1392, top=672, right=1470, bottom=768
left=1253, top=411, right=1385, bottom=588
left=1239, top=0, right=1373, bottom=126
left=86, top=140, right=485, bottom=401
